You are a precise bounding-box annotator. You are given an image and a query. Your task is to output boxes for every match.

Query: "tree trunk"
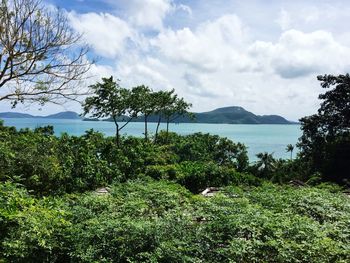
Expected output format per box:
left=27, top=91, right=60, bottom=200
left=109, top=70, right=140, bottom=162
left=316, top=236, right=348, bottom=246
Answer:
left=154, top=115, right=162, bottom=143
left=145, top=115, right=148, bottom=141
left=116, top=125, right=120, bottom=146
left=113, top=116, right=120, bottom=146
left=166, top=118, right=170, bottom=143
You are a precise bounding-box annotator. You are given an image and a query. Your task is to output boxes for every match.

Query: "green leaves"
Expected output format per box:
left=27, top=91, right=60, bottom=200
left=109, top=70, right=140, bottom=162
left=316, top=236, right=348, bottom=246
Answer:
left=84, top=77, right=192, bottom=142
left=83, top=76, right=130, bottom=120
left=0, top=125, right=252, bottom=195
left=0, top=114, right=349, bottom=262
left=299, top=74, right=350, bottom=184
left=0, top=180, right=349, bottom=262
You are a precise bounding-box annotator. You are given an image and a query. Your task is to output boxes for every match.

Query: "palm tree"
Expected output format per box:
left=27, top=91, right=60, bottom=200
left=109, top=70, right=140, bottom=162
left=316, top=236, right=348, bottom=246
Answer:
left=286, top=144, right=294, bottom=160
left=256, top=152, right=276, bottom=178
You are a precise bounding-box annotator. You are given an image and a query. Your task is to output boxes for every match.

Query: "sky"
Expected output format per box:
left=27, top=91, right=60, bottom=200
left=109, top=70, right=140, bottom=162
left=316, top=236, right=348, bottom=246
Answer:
left=1, top=0, right=350, bottom=121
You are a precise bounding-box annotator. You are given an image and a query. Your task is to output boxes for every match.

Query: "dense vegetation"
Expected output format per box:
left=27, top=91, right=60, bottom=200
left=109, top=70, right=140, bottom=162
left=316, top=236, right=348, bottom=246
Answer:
left=0, top=123, right=251, bottom=195
left=299, top=74, right=350, bottom=185
left=0, top=74, right=349, bottom=262
left=0, top=180, right=349, bottom=263
left=0, top=119, right=349, bottom=262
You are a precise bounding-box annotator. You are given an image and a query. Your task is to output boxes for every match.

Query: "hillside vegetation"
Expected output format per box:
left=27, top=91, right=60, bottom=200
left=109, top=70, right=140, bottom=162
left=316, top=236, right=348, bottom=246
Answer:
left=0, top=74, right=349, bottom=262
left=1, top=180, right=349, bottom=262
left=0, top=121, right=349, bottom=262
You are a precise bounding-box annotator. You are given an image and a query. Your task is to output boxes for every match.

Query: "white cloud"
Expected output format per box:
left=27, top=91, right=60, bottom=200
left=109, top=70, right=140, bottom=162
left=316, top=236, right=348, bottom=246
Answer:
left=131, top=0, right=171, bottom=30
left=145, top=16, right=350, bottom=120
left=67, top=10, right=350, bottom=120
left=62, top=4, right=350, bottom=121
left=68, top=12, right=133, bottom=57
left=118, top=0, right=173, bottom=31
left=275, top=7, right=322, bottom=31
left=249, top=30, right=350, bottom=79
left=273, top=3, right=350, bottom=34
left=152, top=14, right=250, bottom=72
left=5, top=1, right=350, bottom=122
left=113, top=0, right=192, bottom=31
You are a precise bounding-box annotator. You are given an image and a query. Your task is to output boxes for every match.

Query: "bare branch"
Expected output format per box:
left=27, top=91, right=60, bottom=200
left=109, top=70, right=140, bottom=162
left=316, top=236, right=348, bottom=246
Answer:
left=0, top=0, right=93, bottom=106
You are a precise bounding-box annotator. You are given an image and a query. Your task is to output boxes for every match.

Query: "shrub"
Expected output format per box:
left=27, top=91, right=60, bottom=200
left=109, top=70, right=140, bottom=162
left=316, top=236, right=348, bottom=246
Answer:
left=1, top=181, right=349, bottom=262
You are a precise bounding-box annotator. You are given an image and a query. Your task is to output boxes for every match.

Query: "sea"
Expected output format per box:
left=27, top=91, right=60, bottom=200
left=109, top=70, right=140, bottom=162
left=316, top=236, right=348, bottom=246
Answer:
left=1, top=118, right=301, bottom=161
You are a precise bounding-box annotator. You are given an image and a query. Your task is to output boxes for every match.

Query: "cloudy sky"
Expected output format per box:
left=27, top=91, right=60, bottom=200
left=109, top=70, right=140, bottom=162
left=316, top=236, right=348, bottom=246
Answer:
left=2, top=0, right=350, bottom=121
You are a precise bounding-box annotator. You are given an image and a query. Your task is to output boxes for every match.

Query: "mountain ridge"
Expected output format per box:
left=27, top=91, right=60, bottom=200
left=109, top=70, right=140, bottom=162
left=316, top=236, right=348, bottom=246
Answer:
left=0, top=111, right=81, bottom=119
left=0, top=107, right=296, bottom=124
left=177, top=106, right=293, bottom=124
left=109, top=106, right=296, bottom=124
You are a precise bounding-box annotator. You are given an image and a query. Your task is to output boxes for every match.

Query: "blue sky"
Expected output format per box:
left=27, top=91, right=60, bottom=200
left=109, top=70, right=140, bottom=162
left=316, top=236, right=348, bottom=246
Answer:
left=2, top=0, right=350, bottom=120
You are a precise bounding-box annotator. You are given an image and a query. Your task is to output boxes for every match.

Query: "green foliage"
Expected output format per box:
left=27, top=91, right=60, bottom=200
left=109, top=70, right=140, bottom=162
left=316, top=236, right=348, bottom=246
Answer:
left=157, top=132, right=249, bottom=172
left=299, top=74, right=350, bottom=185
left=83, top=78, right=192, bottom=142
left=177, top=162, right=259, bottom=192
left=0, top=126, right=67, bottom=195
left=145, top=162, right=261, bottom=192
left=0, top=126, right=250, bottom=195
left=0, top=182, right=71, bottom=262
left=0, top=181, right=349, bottom=262
left=254, top=152, right=276, bottom=179
left=1, top=112, right=349, bottom=262
left=83, top=76, right=134, bottom=144
left=286, top=143, right=294, bottom=160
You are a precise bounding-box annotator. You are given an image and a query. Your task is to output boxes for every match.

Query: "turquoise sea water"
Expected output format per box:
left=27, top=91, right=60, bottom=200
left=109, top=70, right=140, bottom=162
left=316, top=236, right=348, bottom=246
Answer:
left=1, top=118, right=301, bottom=161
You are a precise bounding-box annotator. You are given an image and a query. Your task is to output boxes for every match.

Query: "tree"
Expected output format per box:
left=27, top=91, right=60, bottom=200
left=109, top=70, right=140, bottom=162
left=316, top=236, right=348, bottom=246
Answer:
left=286, top=144, right=294, bottom=160
left=82, top=77, right=135, bottom=145
left=298, top=74, right=350, bottom=184
left=129, top=85, right=155, bottom=141
left=163, top=96, right=192, bottom=140
left=0, top=0, right=91, bottom=107
left=153, top=89, right=176, bottom=142
left=255, top=152, right=276, bottom=178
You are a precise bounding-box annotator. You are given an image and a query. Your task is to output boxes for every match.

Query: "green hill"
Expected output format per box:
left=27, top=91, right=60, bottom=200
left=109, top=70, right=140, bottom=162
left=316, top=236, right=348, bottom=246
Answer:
left=102, top=106, right=293, bottom=124
left=1, top=107, right=293, bottom=124
left=192, top=106, right=292, bottom=124
left=0, top=112, right=35, bottom=118
left=190, top=106, right=257, bottom=124
left=0, top=111, right=81, bottom=119
left=45, top=111, right=81, bottom=119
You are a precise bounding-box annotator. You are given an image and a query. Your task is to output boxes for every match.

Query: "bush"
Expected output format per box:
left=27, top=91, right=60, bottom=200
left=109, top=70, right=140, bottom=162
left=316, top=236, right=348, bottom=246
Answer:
left=157, top=132, right=249, bottom=172
left=0, top=126, right=251, bottom=195
left=1, top=181, right=349, bottom=262
left=145, top=162, right=261, bottom=192
left=0, top=182, right=71, bottom=262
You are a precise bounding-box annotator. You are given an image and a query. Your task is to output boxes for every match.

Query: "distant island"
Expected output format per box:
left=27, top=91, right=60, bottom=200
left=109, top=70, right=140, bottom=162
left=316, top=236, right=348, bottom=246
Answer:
left=100, top=106, right=297, bottom=124
left=0, top=107, right=296, bottom=124
left=180, top=106, right=294, bottom=124
left=0, top=111, right=81, bottom=120
left=105, top=106, right=296, bottom=124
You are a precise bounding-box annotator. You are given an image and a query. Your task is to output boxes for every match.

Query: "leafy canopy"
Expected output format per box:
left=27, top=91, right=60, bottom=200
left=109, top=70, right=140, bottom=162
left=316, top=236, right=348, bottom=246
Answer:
left=298, top=74, right=350, bottom=184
